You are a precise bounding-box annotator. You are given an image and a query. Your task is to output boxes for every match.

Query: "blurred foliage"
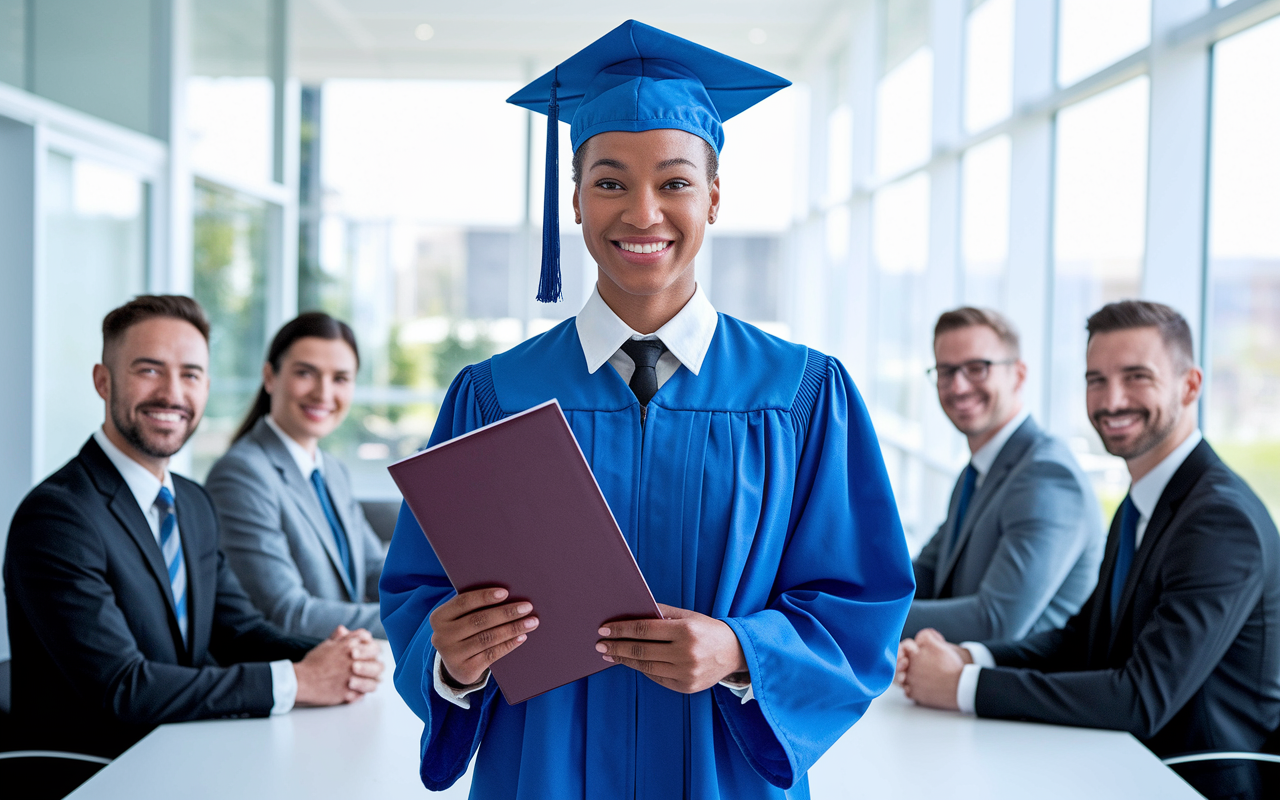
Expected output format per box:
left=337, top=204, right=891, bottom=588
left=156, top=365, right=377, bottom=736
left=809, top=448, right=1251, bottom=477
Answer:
left=433, top=329, right=495, bottom=390
left=192, top=182, right=268, bottom=421
left=1214, top=440, right=1280, bottom=519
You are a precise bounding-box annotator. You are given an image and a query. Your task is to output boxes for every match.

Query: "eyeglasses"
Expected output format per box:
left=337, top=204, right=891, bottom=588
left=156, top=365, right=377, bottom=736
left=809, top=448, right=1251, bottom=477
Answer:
left=926, top=359, right=1016, bottom=386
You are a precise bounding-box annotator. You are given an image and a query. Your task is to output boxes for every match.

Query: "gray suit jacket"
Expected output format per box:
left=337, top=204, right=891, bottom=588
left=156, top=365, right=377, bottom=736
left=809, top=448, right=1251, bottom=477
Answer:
left=905, top=417, right=1104, bottom=642
left=205, top=418, right=386, bottom=638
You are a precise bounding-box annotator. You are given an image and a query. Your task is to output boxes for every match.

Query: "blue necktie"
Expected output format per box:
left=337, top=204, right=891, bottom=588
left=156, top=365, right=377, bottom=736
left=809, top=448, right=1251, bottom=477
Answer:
left=949, top=464, right=979, bottom=550
left=154, top=487, right=188, bottom=647
left=1110, top=495, right=1139, bottom=624
left=310, top=469, right=354, bottom=591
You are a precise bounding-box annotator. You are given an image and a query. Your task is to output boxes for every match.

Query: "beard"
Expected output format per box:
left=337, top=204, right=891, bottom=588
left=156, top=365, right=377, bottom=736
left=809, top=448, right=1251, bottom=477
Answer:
left=110, top=378, right=199, bottom=459
left=1092, top=403, right=1180, bottom=461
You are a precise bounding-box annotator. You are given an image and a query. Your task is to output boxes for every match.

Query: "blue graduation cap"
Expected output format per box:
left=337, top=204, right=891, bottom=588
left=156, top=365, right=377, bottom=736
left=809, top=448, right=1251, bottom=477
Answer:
left=508, top=20, right=791, bottom=302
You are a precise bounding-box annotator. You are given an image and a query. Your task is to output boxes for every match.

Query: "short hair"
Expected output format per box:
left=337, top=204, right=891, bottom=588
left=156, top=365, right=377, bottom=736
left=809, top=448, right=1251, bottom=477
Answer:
left=933, top=307, right=1020, bottom=358
left=1086, top=300, right=1195, bottom=368
left=102, top=295, right=211, bottom=362
left=571, top=135, right=719, bottom=186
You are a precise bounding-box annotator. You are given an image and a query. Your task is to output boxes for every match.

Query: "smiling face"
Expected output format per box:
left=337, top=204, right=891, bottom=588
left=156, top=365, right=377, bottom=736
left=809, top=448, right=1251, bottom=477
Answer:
left=933, top=324, right=1026, bottom=452
left=1085, top=326, right=1202, bottom=480
left=572, top=128, right=720, bottom=325
left=264, top=336, right=358, bottom=454
left=94, top=316, right=209, bottom=475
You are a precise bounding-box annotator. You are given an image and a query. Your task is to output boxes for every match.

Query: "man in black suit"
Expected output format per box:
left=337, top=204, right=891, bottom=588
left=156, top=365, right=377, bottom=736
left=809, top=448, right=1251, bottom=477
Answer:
left=4, top=295, right=384, bottom=762
left=895, top=300, right=1280, bottom=800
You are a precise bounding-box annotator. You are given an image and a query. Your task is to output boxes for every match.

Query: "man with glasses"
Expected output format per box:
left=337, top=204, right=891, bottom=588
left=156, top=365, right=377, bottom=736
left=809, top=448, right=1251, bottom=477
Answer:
left=896, top=301, right=1280, bottom=800
left=905, top=307, right=1104, bottom=642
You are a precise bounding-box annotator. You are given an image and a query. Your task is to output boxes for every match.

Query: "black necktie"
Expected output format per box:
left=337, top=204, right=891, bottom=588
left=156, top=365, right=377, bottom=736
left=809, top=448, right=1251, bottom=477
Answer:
left=621, top=339, right=666, bottom=406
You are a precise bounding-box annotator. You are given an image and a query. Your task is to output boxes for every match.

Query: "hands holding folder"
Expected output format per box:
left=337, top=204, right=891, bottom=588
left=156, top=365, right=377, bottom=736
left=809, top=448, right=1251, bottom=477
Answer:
left=432, top=587, right=748, bottom=695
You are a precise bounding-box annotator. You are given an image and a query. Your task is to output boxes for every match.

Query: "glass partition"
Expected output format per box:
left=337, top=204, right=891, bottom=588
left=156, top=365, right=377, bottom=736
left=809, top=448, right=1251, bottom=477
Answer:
left=189, top=0, right=276, bottom=184
left=1205, top=16, right=1280, bottom=516
left=0, top=0, right=23, bottom=88
left=39, top=152, right=148, bottom=478
left=190, top=181, right=271, bottom=479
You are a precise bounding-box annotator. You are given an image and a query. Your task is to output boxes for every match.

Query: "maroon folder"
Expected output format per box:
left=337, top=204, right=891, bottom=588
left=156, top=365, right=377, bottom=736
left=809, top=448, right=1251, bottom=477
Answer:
left=388, top=399, right=661, bottom=704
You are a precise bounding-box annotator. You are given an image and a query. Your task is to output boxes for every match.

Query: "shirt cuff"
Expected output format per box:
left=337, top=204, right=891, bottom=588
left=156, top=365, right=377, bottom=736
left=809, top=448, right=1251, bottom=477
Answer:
left=433, top=652, right=489, bottom=709
left=960, top=641, right=996, bottom=668
left=719, top=674, right=754, bottom=704
left=270, top=660, right=297, bottom=715
left=956, top=664, right=982, bottom=714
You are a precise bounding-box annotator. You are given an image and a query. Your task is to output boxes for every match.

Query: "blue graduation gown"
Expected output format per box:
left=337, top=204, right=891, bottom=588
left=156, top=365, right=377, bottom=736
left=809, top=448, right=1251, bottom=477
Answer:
left=380, top=315, right=914, bottom=799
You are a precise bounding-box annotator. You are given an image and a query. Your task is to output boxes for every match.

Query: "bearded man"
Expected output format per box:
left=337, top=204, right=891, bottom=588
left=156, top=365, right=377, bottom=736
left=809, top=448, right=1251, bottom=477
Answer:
left=4, top=295, right=382, bottom=785
left=896, top=300, right=1280, bottom=800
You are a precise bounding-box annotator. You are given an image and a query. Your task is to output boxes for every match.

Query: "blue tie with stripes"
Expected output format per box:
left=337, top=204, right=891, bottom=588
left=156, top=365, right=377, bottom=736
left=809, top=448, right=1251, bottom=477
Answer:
left=154, top=487, right=188, bottom=647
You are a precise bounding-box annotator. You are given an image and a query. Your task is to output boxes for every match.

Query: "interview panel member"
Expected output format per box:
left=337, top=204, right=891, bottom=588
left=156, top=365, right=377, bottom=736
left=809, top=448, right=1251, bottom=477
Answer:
left=905, top=308, right=1103, bottom=642
left=3, top=296, right=382, bottom=763
left=206, top=312, right=386, bottom=639
left=896, top=301, right=1280, bottom=800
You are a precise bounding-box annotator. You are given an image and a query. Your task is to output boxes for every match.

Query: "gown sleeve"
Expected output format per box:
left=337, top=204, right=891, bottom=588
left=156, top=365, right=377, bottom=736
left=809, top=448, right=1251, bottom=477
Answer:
left=715, top=355, right=916, bottom=788
left=378, top=365, right=503, bottom=790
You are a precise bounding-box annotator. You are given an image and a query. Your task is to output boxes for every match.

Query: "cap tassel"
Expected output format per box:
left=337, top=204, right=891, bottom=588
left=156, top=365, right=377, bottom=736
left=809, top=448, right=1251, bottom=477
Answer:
left=537, top=74, right=563, bottom=303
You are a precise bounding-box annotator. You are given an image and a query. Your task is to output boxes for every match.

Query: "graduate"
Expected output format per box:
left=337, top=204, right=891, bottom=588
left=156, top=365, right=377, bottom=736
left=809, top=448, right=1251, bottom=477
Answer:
left=380, top=20, right=915, bottom=799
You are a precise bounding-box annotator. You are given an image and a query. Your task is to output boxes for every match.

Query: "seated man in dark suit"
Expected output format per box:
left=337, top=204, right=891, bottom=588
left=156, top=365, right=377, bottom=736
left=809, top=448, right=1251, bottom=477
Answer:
left=906, top=308, right=1104, bottom=642
left=896, top=300, right=1280, bottom=800
left=4, top=295, right=384, bottom=761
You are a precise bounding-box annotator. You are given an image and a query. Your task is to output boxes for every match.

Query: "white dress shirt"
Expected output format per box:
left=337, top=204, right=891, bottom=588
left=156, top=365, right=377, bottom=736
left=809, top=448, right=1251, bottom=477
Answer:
left=93, top=427, right=297, bottom=715
left=968, top=408, right=1030, bottom=490
left=264, top=414, right=325, bottom=481
left=954, top=428, right=1205, bottom=713
left=434, top=284, right=756, bottom=707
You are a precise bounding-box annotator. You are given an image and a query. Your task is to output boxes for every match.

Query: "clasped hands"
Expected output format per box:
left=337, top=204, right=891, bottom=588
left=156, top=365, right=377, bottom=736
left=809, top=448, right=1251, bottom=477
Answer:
left=294, top=625, right=384, bottom=706
left=430, top=588, right=748, bottom=694
left=893, top=628, right=972, bottom=711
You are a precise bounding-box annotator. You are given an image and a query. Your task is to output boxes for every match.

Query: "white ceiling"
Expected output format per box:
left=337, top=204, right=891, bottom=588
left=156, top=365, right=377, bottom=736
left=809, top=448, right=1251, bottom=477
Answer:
left=292, top=0, right=848, bottom=82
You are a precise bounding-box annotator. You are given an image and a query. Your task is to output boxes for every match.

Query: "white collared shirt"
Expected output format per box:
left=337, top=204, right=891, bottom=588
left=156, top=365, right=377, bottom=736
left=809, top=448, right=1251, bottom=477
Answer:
left=434, top=283, right=757, bottom=707
left=968, top=408, right=1030, bottom=490
left=264, top=414, right=325, bottom=482
left=575, top=283, right=718, bottom=389
left=92, top=427, right=297, bottom=714
left=954, top=428, right=1206, bottom=713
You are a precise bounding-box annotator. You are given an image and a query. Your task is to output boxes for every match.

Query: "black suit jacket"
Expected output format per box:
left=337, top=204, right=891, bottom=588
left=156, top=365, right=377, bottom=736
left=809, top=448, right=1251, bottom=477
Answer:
left=3, top=438, right=319, bottom=757
left=975, top=440, right=1280, bottom=796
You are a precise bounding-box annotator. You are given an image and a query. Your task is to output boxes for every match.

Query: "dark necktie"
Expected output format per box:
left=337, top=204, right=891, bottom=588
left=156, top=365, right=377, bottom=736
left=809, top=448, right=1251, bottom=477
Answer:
left=621, top=338, right=666, bottom=406
left=1110, top=495, right=1139, bottom=624
left=310, top=469, right=355, bottom=592
left=949, top=463, right=979, bottom=550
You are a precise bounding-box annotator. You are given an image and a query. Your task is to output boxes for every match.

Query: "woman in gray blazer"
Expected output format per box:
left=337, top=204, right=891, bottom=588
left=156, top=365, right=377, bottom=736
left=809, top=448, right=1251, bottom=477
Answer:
left=206, top=312, right=387, bottom=638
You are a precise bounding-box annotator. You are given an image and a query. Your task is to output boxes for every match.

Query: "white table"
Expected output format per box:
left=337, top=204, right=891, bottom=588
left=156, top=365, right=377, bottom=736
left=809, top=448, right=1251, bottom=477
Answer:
left=67, top=647, right=1199, bottom=799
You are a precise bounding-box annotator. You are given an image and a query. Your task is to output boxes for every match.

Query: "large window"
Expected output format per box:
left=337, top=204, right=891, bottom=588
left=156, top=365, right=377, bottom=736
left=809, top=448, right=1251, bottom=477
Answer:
left=964, top=0, right=1014, bottom=133
left=300, top=79, right=527, bottom=497
left=960, top=135, right=1011, bottom=308
left=1205, top=15, right=1280, bottom=515
left=876, top=0, right=933, bottom=177
left=1050, top=77, right=1150, bottom=514
left=1057, top=0, right=1152, bottom=87
left=38, top=152, right=148, bottom=478
left=872, top=172, right=931, bottom=429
